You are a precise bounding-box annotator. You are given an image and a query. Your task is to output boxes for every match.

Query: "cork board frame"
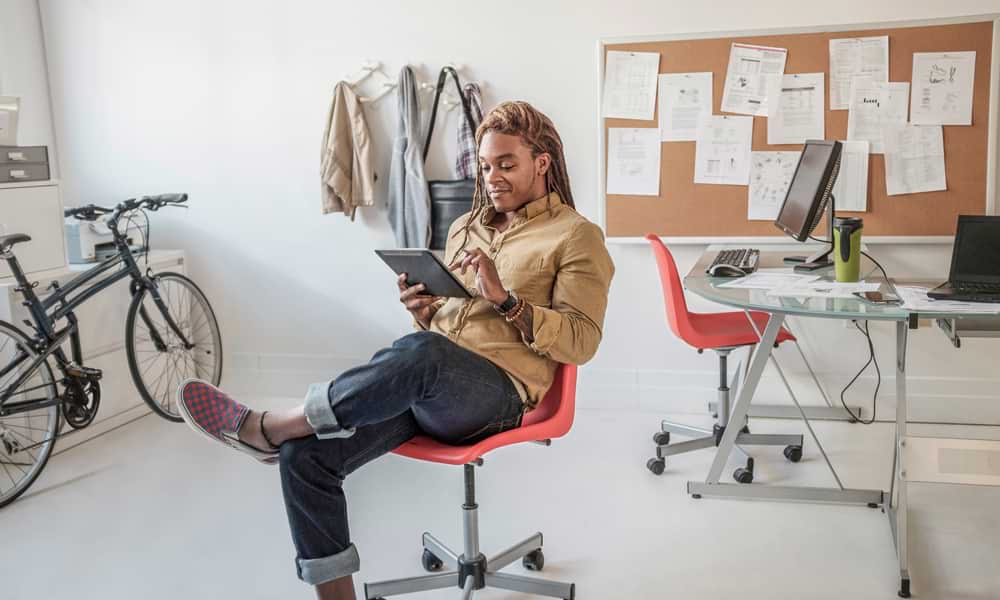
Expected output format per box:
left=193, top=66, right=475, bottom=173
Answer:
left=597, top=15, right=1000, bottom=242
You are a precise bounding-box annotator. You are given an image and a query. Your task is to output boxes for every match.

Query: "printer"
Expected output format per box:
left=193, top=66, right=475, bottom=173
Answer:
left=64, top=217, right=142, bottom=263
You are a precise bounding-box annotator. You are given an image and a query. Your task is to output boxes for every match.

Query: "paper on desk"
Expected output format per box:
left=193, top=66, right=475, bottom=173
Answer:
left=883, top=124, right=947, bottom=196
left=658, top=72, right=712, bottom=141
left=603, top=51, right=660, bottom=120
left=718, top=271, right=820, bottom=289
left=694, top=115, right=753, bottom=185
left=846, top=78, right=909, bottom=154
left=747, top=151, right=800, bottom=220
left=910, top=51, right=975, bottom=126
left=721, top=43, right=787, bottom=116
left=894, top=285, right=1000, bottom=313
left=767, top=73, right=824, bottom=144
left=829, top=36, right=889, bottom=110
left=767, top=280, right=881, bottom=298
left=831, top=140, right=869, bottom=212
left=606, top=128, right=661, bottom=196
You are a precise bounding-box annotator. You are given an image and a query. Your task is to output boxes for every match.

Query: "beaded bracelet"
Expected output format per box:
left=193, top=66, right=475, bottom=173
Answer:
left=504, top=297, right=527, bottom=322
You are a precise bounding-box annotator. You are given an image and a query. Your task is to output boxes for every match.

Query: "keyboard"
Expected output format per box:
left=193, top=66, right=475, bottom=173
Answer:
left=706, top=248, right=760, bottom=276
left=951, top=282, right=1000, bottom=303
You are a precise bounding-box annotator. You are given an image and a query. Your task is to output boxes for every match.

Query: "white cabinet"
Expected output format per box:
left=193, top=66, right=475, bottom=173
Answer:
left=0, top=181, right=66, bottom=279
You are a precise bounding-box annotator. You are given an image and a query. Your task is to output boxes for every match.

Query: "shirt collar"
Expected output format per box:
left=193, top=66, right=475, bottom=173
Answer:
left=480, top=192, right=563, bottom=227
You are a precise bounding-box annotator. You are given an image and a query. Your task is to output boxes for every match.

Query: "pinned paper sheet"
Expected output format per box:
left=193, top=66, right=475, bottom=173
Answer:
left=767, top=73, right=824, bottom=145
left=658, top=72, right=712, bottom=141
left=910, top=51, right=976, bottom=125
left=883, top=124, right=947, bottom=196
left=829, top=36, right=889, bottom=110
left=602, top=51, right=660, bottom=120
left=694, top=115, right=753, bottom=185
left=846, top=78, right=909, bottom=154
left=748, top=151, right=800, bottom=221
left=831, top=141, right=870, bottom=212
left=606, top=128, right=661, bottom=196
left=721, top=43, right=787, bottom=116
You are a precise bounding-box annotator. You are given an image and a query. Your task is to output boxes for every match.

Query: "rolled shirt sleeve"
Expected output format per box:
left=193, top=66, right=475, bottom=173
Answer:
left=523, top=222, right=614, bottom=364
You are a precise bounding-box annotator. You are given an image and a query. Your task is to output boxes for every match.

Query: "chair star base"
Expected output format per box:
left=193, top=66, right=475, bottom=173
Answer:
left=364, top=464, right=575, bottom=600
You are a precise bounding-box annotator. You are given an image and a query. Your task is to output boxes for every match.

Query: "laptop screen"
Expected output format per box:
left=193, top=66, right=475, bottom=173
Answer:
left=952, top=217, right=1000, bottom=283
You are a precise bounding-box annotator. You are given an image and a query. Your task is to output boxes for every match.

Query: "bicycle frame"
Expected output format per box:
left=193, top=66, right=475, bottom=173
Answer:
left=0, top=216, right=192, bottom=416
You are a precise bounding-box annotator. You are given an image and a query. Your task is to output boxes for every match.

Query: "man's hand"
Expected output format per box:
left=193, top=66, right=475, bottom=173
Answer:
left=398, top=273, right=443, bottom=329
left=449, top=248, right=507, bottom=305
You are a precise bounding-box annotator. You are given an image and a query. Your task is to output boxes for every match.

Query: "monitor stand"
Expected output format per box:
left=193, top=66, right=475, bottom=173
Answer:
left=784, top=194, right=835, bottom=272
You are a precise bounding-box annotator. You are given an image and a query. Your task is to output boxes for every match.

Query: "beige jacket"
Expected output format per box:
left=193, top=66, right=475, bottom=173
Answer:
left=420, top=192, right=615, bottom=410
left=321, top=82, right=375, bottom=219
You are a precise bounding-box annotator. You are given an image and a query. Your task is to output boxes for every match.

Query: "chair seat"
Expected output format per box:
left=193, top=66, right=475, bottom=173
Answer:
left=394, top=406, right=562, bottom=465
left=686, top=310, right=796, bottom=350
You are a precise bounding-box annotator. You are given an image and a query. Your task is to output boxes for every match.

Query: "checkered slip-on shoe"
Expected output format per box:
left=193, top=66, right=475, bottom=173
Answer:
left=177, top=379, right=280, bottom=465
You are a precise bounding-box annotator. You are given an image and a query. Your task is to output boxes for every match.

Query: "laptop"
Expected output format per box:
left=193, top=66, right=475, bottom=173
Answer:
left=927, top=215, right=1000, bottom=303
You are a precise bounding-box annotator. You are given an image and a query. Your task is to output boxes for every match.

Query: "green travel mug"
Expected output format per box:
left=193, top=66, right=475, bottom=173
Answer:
left=833, top=217, right=863, bottom=283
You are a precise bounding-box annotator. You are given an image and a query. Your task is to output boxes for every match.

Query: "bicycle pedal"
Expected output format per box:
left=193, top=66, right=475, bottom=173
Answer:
left=65, top=364, right=103, bottom=381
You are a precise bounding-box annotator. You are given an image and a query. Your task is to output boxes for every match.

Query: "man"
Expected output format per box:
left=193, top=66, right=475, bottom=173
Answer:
left=177, top=101, right=614, bottom=600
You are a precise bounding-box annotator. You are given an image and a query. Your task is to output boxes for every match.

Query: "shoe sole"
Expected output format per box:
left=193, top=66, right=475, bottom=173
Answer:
left=176, top=378, right=279, bottom=465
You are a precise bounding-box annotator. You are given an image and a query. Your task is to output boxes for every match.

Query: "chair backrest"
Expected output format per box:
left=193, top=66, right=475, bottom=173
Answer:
left=644, top=234, right=698, bottom=345
left=521, top=363, right=576, bottom=439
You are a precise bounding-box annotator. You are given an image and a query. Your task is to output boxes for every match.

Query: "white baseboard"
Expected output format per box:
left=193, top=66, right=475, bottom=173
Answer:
left=224, top=352, right=1000, bottom=426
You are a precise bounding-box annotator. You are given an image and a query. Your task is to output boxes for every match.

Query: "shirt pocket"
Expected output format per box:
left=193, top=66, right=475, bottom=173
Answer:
left=501, top=266, right=556, bottom=308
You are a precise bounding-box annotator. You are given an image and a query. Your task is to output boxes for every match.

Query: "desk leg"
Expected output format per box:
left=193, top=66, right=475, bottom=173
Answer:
left=688, top=312, right=884, bottom=507
left=891, top=320, right=911, bottom=598
left=704, top=313, right=784, bottom=484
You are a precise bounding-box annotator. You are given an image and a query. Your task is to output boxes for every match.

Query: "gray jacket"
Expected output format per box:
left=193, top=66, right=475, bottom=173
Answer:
left=387, top=66, right=431, bottom=248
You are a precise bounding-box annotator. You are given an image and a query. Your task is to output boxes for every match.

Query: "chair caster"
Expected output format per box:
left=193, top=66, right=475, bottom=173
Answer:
left=783, top=444, right=803, bottom=463
left=523, top=548, right=545, bottom=571
left=646, top=457, right=666, bottom=475
left=733, top=457, right=754, bottom=484
left=421, top=548, right=443, bottom=572
left=653, top=431, right=671, bottom=446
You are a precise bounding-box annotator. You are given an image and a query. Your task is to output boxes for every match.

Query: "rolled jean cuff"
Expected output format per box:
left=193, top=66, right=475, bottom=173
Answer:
left=303, top=381, right=355, bottom=440
left=296, top=543, right=360, bottom=585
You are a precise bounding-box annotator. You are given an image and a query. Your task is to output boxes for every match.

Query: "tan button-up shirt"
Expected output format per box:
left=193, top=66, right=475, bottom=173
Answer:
left=423, top=192, right=615, bottom=410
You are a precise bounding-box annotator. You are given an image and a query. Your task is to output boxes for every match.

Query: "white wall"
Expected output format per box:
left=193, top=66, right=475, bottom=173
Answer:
left=35, top=0, right=1000, bottom=423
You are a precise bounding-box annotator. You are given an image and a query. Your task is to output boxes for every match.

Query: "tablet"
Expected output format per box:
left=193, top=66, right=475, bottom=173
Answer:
left=375, top=249, right=473, bottom=298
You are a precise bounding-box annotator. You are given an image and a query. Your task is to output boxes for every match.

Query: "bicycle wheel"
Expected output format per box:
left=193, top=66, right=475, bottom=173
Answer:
left=125, top=272, right=223, bottom=422
left=0, top=320, right=60, bottom=509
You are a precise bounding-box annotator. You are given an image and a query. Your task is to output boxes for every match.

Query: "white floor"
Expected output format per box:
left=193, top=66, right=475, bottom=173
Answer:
left=2, top=401, right=999, bottom=600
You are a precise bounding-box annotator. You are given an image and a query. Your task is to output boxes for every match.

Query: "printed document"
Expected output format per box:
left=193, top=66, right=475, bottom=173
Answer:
left=831, top=141, right=870, bottom=212
left=882, top=124, right=946, bottom=196
left=767, top=280, right=881, bottom=299
left=718, top=271, right=820, bottom=290
left=910, top=51, right=975, bottom=125
left=721, top=43, right=787, bottom=116
left=846, top=78, right=909, bottom=154
left=748, top=151, right=801, bottom=220
left=603, top=51, right=660, bottom=120
left=694, top=115, right=753, bottom=185
left=658, top=72, right=712, bottom=141
left=829, top=36, right=889, bottom=110
left=767, top=73, right=824, bottom=144
left=606, top=128, right=661, bottom=196
left=895, top=285, right=1000, bottom=313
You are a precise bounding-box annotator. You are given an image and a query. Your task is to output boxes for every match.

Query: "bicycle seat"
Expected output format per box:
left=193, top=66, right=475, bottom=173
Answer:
left=0, top=233, right=31, bottom=251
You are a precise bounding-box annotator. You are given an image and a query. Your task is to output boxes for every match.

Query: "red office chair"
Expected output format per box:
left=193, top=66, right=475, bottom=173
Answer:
left=363, top=364, right=578, bottom=600
left=644, top=234, right=805, bottom=484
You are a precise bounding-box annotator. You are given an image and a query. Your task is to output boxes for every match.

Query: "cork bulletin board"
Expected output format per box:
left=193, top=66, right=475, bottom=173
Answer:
left=598, top=17, right=1000, bottom=239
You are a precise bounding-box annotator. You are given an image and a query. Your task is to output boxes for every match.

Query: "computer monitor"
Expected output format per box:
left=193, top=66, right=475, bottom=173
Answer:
left=774, top=139, right=842, bottom=270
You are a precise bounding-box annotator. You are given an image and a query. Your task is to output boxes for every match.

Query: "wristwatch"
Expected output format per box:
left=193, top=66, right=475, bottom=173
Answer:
left=494, top=290, right=518, bottom=314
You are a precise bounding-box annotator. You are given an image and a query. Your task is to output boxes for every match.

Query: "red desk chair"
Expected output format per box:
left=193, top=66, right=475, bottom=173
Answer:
left=364, top=364, right=578, bottom=600
left=644, top=234, right=806, bottom=484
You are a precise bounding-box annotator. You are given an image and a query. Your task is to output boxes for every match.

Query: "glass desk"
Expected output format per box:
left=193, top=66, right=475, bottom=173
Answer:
left=684, top=249, right=1000, bottom=598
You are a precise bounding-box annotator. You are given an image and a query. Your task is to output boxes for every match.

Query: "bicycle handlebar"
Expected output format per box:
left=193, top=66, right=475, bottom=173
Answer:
left=64, top=193, right=189, bottom=222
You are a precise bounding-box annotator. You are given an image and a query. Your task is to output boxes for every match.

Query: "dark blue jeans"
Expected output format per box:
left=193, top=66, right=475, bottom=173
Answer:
left=279, top=331, right=525, bottom=585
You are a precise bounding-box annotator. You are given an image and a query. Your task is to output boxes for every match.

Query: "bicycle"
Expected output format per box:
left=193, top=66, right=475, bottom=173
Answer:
left=0, top=193, right=223, bottom=508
